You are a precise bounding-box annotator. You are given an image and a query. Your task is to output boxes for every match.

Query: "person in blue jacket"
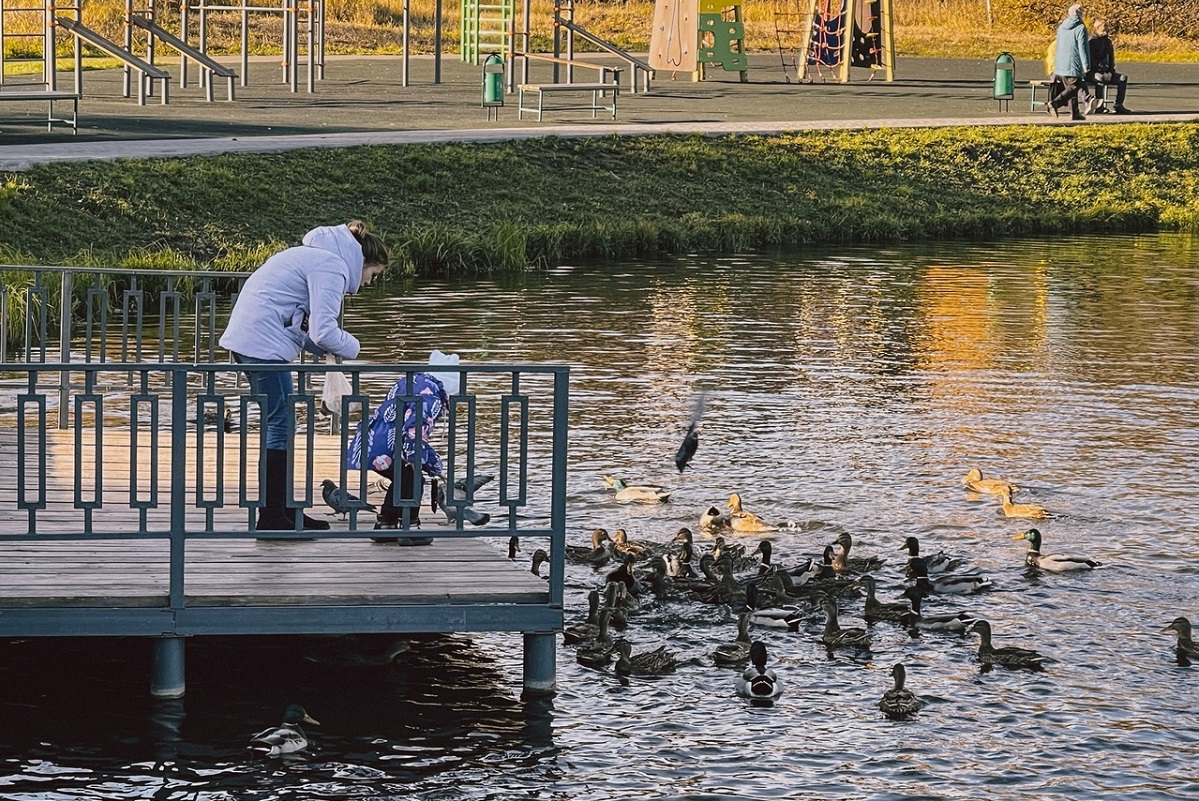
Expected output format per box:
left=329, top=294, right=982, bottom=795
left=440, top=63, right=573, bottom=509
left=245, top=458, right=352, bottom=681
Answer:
left=220, top=221, right=388, bottom=532
left=346, top=372, right=448, bottom=545
left=1048, top=3, right=1090, bottom=120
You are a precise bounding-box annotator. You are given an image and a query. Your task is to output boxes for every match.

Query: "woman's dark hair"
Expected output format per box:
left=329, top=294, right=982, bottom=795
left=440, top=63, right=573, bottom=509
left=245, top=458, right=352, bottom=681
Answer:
left=347, top=220, right=388, bottom=267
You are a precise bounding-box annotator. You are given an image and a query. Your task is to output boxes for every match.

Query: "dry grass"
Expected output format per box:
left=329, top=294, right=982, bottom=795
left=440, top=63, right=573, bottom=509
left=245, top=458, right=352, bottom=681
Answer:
left=2, top=0, right=1196, bottom=62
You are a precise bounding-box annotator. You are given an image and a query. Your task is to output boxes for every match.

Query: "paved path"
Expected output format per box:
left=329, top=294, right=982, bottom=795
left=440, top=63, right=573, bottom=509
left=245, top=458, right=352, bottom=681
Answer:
left=2, top=55, right=1196, bottom=169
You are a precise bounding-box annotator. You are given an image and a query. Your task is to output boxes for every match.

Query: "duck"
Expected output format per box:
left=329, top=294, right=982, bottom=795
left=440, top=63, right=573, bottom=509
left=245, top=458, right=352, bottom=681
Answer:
left=820, top=597, right=872, bottom=650
left=566, top=528, right=613, bottom=567
left=603, top=578, right=639, bottom=622
left=997, top=486, right=1049, bottom=520
left=562, top=589, right=602, bottom=645
left=612, top=528, right=653, bottom=561
left=603, top=475, right=671, bottom=503
left=249, top=704, right=319, bottom=756
left=700, top=505, right=732, bottom=531
left=963, top=467, right=1017, bottom=496
left=726, top=493, right=779, bottom=533
left=831, top=532, right=886, bottom=574
left=605, top=553, right=639, bottom=593
left=1014, top=528, right=1100, bottom=572
left=909, top=557, right=992, bottom=595
left=1160, top=617, right=1199, bottom=665
left=735, top=641, right=783, bottom=703
left=856, top=574, right=910, bottom=623
left=530, top=548, right=550, bottom=579
left=878, top=663, right=922, bottom=719
left=713, top=611, right=753, bottom=666
left=899, top=586, right=977, bottom=633
left=743, top=582, right=804, bottom=631
left=968, top=619, right=1046, bottom=670
left=575, top=608, right=615, bottom=667
left=613, top=639, right=677, bottom=677
left=899, top=536, right=964, bottom=576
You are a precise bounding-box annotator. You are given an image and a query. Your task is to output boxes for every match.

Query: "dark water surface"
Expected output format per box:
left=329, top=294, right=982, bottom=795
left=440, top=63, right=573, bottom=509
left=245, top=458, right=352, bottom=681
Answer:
left=3, top=234, right=1199, bottom=800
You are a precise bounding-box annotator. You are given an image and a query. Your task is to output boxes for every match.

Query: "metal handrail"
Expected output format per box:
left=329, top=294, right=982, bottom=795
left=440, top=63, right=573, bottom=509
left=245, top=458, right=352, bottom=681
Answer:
left=0, top=360, right=569, bottom=613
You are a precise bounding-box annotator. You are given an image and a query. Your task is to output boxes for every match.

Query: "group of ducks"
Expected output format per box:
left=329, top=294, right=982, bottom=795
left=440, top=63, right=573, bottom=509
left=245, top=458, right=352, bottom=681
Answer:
left=565, top=466, right=1194, bottom=717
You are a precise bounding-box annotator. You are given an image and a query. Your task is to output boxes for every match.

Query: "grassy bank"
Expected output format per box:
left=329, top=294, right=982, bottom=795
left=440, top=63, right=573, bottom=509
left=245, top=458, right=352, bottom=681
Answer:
left=2, top=124, right=1199, bottom=280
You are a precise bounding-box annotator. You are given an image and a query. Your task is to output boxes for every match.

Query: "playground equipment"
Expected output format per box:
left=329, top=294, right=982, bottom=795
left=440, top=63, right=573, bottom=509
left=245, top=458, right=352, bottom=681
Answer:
left=795, top=0, right=894, bottom=83
left=648, top=0, right=747, bottom=82
left=0, top=0, right=325, bottom=109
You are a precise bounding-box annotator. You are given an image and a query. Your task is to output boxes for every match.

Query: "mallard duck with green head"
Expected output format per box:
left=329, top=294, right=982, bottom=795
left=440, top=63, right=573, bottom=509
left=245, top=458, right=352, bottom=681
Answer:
left=603, top=475, right=671, bottom=503
left=1014, top=528, right=1100, bottom=572
left=821, top=597, right=872, bottom=650
left=1161, top=617, right=1199, bottom=665
left=743, top=582, right=804, bottom=631
left=250, top=704, right=319, bottom=756
left=910, top=557, right=992, bottom=595
left=878, top=663, right=922, bottom=719
left=968, top=619, right=1046, bottom=670
left=735, top=641, right=783, bottom=704
left=900, top=536, right=965, bottom=576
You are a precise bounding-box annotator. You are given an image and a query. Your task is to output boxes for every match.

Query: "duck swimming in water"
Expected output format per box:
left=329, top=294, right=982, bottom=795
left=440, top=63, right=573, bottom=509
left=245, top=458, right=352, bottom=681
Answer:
left=713, top=611, right=753, bottom=666
left=963, top=467, right=1017, bottom=496
left=997, top=486, right=1049, bottom=520
left=878, top=663, right=922, bottom=719
left=1161, top=617, right=1199, bottom=666
left=856, top=574, right=910, bottom=623
left=700, top=505, right=732, bottom=531
left=614, top=639, right=677, bottom=677
left=899, top=536, right=964, bottom=576
left=725, top=493, right=779, bottom=533
left=562, top=589, right=602, bottom=645
left=1014, top=528, right=1100, bottom=572
left=821, top=597, right=872, bottom=651
left=968, top=619, right=1046, bottom=670
left=612, top=528, right=653, bottom=561
left=250, top=704, right=319, bottom=756
left=603, top=475, right=671, bottom=504
left=899, top=586, right=977, bottom=633
left=735, top=641, right=783, bottom=704
left=831, top=532, right=886, bottom=574
left=909, top=557, right=992, bottom=595
left=575, top=608, right=615, bottom=667
left=566, top=528, right=613, bottom=567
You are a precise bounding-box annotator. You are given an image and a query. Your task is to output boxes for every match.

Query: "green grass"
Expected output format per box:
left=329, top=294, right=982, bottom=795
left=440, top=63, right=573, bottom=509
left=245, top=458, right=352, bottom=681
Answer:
left=2, top=124, right=1199, bottom=283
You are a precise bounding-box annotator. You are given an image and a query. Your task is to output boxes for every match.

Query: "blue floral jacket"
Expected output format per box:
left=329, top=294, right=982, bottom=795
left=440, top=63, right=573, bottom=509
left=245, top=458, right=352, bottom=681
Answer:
left=346, top=373, right=448, bottom=477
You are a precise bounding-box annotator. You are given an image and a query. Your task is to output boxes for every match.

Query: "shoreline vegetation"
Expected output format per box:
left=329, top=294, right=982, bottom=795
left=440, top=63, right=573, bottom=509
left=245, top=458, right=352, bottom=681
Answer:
left=2, top=124, right=1198, bottom=280
left=0, top=0, right=1196, bottom=64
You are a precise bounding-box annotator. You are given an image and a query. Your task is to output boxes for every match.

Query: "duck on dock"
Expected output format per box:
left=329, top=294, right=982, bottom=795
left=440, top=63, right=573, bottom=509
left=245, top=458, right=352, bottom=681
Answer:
left=249, top=704, right=319, bottom=756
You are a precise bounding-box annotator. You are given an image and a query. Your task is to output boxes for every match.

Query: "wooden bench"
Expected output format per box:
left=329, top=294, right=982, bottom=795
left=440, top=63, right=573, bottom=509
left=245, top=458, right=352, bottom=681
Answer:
left=517, top=81, right=619, bottom=122
left=0, top=89, right=80, bottom=133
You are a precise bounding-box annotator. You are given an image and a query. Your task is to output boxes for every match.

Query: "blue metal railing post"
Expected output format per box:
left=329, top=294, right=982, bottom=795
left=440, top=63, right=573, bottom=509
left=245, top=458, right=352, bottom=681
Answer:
left=58, top=271, right=72, bottom=429
left=169, top=366, right=187, bottom=610
left=549, top=367, right=568, bottom=609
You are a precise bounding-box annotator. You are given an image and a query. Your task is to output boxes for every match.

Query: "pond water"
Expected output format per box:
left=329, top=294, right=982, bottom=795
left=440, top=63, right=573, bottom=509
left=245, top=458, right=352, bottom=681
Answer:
left=3, top=233, right=1199, bottom=800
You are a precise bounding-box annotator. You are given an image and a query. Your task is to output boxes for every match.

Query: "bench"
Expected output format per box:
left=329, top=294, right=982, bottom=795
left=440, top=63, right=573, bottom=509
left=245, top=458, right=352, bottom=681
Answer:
left=0, top=89, right=80, bottom=133
left=517, top=82, right=619, bottom=122
left=1029, top=78, right=1111, bottom=112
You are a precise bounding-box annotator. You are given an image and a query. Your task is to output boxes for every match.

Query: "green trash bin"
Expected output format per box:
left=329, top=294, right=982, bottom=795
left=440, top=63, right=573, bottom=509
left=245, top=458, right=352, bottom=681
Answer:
left=994, top=52, right=1015, bottom=111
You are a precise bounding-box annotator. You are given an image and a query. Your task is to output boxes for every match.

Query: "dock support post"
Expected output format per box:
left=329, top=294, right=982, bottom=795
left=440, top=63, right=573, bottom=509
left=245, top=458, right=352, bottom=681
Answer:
left=151, top=637, right=186, bottom=699
left=522, top=632, right=556, bottom=698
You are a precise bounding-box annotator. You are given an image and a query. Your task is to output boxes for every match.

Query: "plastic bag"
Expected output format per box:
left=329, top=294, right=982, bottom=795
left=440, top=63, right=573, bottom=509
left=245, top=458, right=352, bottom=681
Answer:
left=321, top=355, right=359, bottom=415
left=427, top=349, right=461, bottom=395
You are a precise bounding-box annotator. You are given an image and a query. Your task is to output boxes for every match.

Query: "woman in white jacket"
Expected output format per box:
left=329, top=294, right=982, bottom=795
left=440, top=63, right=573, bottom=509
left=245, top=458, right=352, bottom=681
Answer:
left=220, top=221, right=388, bottom=532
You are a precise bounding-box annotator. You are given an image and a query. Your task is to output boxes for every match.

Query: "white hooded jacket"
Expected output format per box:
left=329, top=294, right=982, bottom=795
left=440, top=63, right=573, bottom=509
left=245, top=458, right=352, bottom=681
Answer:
left=220, top=224, right=365, bottom=361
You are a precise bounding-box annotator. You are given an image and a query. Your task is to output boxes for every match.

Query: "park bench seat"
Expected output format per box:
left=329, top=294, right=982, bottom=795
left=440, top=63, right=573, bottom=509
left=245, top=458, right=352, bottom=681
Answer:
left=517, top=81, right=619, bottom=122
left=0, top=89, right=80, bottom=133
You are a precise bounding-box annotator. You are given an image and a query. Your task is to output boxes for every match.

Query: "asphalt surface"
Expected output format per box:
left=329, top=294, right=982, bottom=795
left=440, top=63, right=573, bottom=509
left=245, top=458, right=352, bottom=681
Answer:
left=1, top=53, right=1197, bottom=169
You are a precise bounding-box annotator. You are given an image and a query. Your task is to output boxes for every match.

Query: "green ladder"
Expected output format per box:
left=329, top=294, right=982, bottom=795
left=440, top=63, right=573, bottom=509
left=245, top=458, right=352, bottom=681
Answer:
left=460, top=0, right=513, bottom=64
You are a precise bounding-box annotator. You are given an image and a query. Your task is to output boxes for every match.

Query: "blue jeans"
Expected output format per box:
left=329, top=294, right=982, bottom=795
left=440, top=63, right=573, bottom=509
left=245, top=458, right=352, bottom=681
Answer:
left=233, top=353, right=292, bottom=450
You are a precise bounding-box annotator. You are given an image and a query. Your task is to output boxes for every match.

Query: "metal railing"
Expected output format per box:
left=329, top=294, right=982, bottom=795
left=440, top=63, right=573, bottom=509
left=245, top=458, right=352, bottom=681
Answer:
left=0, top=361, right=569, bottom=617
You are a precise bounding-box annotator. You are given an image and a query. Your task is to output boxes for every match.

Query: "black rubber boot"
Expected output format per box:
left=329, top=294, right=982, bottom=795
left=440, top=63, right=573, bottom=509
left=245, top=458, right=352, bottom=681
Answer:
left=257, top=449, right=329, bottom=536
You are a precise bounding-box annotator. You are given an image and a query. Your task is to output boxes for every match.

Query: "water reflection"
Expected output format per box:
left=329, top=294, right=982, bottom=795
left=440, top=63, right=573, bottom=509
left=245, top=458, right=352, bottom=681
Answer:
left=3, top=234, right=1199, bottom=799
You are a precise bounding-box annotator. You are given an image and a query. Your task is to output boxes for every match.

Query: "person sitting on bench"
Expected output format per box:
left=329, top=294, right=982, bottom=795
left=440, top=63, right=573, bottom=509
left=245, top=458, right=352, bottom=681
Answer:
left=1087, top=19, right=1131, bottom=114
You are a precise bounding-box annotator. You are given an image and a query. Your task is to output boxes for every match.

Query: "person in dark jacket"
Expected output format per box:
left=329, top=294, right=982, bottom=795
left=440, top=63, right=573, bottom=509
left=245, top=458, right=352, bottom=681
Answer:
left=1048, top=3, right=1090, bottom=120
left=1087, top=19, right=1130, bottom=113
